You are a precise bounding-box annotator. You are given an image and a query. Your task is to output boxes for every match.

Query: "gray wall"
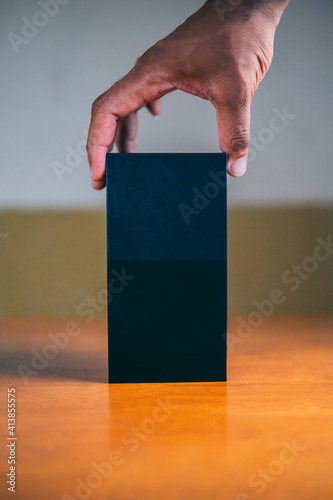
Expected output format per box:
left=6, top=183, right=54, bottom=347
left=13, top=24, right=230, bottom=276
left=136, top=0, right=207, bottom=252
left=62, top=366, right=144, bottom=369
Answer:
left=1, top=0, right=333, bottom=208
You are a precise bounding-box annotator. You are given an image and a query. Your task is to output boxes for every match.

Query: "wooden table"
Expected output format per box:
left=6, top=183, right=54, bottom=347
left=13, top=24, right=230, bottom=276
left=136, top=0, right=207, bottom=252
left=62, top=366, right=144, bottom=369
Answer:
left=0, top=317, right=332, bottom=500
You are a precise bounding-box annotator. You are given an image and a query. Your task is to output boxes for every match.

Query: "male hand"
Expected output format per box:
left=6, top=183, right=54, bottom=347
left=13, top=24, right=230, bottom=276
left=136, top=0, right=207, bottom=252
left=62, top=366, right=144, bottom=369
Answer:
left=87, top=0, right=289, bottom=189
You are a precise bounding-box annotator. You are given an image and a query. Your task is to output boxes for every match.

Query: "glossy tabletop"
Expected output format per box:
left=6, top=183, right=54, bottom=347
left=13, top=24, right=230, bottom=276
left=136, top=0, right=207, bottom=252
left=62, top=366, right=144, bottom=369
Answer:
left=0, top=316, right=332, bottom=500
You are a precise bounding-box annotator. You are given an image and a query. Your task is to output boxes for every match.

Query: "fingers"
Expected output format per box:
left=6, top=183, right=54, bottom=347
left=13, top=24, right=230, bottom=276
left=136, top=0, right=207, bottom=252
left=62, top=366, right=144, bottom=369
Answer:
left=114, top=54, right=162, bottom=153
left=227, top=153, right=248, bottom=177
left=92, top=178, right=106, bottom=190
left=134, top=56, right=162, bottom=117
left=213, top=84, right=251, bottom=177
left=86, top=104, right=117, bottom=184
left=146, top=99, right=162, bottom=116
left=87, top=57, right=173, bottom=188
left=115, top=112, right=139, bottom=153
left=115, top=99, right=162, bottom=153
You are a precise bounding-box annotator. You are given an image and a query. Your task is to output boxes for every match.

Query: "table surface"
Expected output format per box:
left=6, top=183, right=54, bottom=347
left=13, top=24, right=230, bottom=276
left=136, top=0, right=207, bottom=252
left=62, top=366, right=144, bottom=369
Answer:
left=0, top=316, right=332, bottom=500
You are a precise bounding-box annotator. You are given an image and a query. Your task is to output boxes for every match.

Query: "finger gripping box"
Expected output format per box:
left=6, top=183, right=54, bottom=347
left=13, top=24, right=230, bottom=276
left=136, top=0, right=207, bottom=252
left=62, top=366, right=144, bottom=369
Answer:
left=106, top=153, right=227, bottom=383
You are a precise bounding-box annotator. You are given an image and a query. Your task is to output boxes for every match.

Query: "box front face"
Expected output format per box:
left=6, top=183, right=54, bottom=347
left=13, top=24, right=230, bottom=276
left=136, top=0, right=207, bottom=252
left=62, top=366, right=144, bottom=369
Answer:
left=107, top=153, right=227, bottom=383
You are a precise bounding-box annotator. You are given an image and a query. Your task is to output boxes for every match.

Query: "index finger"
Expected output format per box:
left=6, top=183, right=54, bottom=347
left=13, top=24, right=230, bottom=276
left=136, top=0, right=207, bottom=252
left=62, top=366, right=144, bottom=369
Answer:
left=86, top=64, right=174, bottom=188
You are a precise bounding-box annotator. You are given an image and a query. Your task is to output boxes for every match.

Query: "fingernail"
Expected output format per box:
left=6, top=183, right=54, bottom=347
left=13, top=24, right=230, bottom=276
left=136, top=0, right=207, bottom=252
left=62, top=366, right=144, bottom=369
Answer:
left=228, top=156, right=247, bottom=177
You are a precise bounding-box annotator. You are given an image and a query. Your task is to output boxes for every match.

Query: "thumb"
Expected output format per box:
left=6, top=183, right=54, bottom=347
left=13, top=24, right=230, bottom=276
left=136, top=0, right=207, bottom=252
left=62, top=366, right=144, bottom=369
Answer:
left=214, top=90, right=251, bottom=177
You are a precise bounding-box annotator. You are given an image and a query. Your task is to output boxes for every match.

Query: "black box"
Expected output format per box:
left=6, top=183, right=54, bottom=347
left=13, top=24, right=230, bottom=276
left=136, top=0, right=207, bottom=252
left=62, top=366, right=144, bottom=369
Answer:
left=106, top=153, right=227, bottom=383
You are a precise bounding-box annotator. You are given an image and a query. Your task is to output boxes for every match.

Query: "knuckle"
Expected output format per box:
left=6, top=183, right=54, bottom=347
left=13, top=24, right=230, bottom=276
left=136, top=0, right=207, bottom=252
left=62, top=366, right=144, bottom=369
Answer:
left=228, top=128, right=250, bottom=153
left=135, top=40, right=166, bottom=71
left=91, top=92, right=108, bottom=114
left=135, top=48, right=155, bottom=69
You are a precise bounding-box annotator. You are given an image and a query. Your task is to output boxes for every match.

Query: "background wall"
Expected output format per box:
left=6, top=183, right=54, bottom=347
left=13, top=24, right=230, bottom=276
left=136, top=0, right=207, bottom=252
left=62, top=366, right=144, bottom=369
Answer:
left=1, top=208, right=333, bottom=317
left=1, top=0, right=333, bottom=317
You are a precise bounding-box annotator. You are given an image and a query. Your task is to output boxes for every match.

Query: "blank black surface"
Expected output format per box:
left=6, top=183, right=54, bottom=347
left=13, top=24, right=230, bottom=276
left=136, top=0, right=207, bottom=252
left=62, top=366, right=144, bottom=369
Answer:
left=106, top=153, right=227, bottom=383
left=107, top=153, right=227, bottom=261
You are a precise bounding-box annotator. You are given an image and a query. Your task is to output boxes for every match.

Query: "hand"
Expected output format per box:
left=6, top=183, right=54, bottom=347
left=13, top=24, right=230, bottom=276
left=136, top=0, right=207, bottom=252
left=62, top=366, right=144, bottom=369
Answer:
left=87, top=0, right=289, bottom=189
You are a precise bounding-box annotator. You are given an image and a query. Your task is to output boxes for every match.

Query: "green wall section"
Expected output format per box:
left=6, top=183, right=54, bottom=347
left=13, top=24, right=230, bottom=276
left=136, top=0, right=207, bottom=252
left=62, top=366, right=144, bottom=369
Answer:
left=0, top=207, right=332, bottom=317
